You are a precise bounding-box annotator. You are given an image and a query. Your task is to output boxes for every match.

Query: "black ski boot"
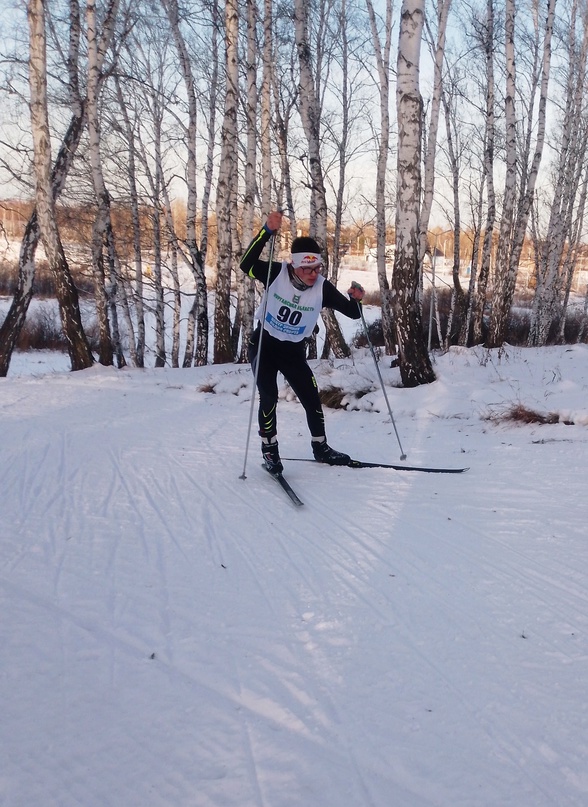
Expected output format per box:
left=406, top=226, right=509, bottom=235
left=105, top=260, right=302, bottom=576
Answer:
left=262, top=440, right=283, bottom=475
left=312, top=440, right=350, bottom=466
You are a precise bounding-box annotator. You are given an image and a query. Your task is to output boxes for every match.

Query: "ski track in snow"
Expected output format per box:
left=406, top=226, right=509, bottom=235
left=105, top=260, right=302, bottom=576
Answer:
left=1, top=353, right=588, bottom=806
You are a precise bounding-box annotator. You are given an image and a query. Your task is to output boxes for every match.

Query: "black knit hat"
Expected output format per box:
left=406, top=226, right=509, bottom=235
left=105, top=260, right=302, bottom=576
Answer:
left=291, top=236, right=321, bottom=255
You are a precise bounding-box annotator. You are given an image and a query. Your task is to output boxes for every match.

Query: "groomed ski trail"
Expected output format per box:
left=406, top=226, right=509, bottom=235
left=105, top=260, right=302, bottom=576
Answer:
left=1, top=362, right=588, bottom=806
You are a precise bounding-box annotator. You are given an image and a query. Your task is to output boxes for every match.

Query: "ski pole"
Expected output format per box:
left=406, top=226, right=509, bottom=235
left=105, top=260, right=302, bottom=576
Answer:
left=240, top=230, right=277, bottom=480
left=353, top=285, right=407, bottom=461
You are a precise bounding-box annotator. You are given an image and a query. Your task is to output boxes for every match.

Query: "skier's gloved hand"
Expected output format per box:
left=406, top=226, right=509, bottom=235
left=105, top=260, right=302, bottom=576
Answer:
left=348, top=281, right=365, bottom=301
left=265, top=210, right=283, bottom=233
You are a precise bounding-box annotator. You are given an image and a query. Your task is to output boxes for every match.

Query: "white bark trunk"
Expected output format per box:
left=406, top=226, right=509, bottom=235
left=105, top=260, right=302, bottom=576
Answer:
left=114, top=73, right=144, bottom=367
left=261, top=0, right=273, bottom=214
left=471, top=0, right=496, bottom=345
left=530, top=0, right=585, bottom=346
left=87, top=0, right=117, bottom=366
left=27, top=0, right=93, bottom=371
left=162, top=0, right=209, bottom=367
left=487, top=0, right=517, bottom=347
left=235, top=0, right=258, bottom=362
left=293, top=0, right=327, bottom=240
left=214, top=0, right=239, bottom=364
left=365, top=0, right=395, bottom=356
left=393, top=0, right=435, bottom=386
left=419, top=0, right=451, bottom=261
left=489, top=0, right=554, bottom=347
left=294, top=0, right=349, bottom=359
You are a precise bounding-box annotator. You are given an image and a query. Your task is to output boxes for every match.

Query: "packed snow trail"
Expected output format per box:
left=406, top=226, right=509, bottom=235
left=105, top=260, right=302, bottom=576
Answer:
left=1, top=352, right=588, bottom=806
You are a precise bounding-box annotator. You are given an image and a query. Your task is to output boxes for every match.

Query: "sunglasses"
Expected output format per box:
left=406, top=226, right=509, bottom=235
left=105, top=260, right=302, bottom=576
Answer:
left=300, top=264, right=323, bottom=275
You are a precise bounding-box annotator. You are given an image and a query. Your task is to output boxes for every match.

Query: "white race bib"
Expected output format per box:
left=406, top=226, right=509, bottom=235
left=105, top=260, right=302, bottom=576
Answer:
left=256, top=262, right=324, bottom=342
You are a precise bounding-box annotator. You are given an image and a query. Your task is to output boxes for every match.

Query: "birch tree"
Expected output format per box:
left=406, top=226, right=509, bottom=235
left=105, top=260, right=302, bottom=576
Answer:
left=193, top=2, right=218, bottom=367
left=487, top=0, right=555, bottom=347
left=113, top=73, right=146, bottom=366
left=469, top=0, right=497, bottom=345
left=260, top=0, right=273, bottom=215
left=439, top=78, right=465, bottom=349
left=365, top=0, right=395, bottom=355
left=27, top=0, right=93, bottom=371
left=0, top=112, right=86, bottom=375
left=293, top=0, right=350, bottom=359
left=419, top=0, right=451, bottom=257
left=144, top=78, right=168, bottom=368
left=161, top=0, right=210, bottom=368
left=214, top=0, right=239, bottom=364
left=1, top=0, right=118, bottom=375
left=319, top=0, right=370, bottom=290
left=272, top=25, right=298, bottom=228
left=529, top=0, right=588, bottom=346
left=392, top=0, right=435, bottom=386
left=234, top=0, right=258, bottom=363
left=86, top=0, right=124, bottom=367
left=327, top=0, right=358, bottom=287
left=126, top=27, right=174, bottom=368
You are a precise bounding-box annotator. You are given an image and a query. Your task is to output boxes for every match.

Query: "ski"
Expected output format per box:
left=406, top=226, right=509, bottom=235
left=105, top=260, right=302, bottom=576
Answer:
left=262, top=465, right=305, bottom=506
left=284, top=458, right=469, bottom=474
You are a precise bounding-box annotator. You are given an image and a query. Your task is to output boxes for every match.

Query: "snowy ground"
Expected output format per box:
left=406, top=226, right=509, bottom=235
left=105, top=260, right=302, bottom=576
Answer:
left=1, top=343, right=588, bottom=806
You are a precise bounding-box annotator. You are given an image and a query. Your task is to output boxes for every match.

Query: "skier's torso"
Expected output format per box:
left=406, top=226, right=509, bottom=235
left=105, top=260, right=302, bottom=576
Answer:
left=256, top=262, right=325, bottom=343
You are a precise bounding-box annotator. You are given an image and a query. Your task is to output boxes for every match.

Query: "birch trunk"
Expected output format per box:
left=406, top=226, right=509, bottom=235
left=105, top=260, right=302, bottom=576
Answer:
left=191, top=2, right=218, bottom=367
left=488, top=0, right=554, bottom=347
left=560, top=154, right=588, bottom=343
left=261, top=0, right=273, bottom=214
left=293, top=0, right=349, bottom=359
left=192, top=10, right=217, bottom=368
left=1, top=0, right=120, bottom=375
left=330, top=0, right=349, bottom=291
left=365, top=0, right=395, bottom=356
left=529, top=0, right=586, bottom=346
left=419, top=0, right=451, bottom=260
left=160, top=190, right=182, bottom=367
left=471, top=0, right=496, bottom=345
left=507, top=0, right=555, bottom=346
left=27, top=0, right=93, bottom=371
left=151, top=105, right=166, bottom=367
left=273, top=74, right=297, bottom=229
left=114, top=74, right=145, bottom=366
left=236, top=0, right=258, bottom=362
left=85, top=0, right=124, bottom=368
left=182, top=1, right=217, bottom=368
left=2, top=0, right=85, bottom=375
left=393, top=0, right=435, bottom=386
left=0, top=112, right=85, bottom=375
left=214, top=0, right=239, bottom=364
left=87, top=0, right=119, bottom=367
left=161, top=0, right=209, bottom=368
left=139, top=78, right=167, bottom=367
left=441, top=87, right=464, bottom=349
left=486, top=0, right=517, bottom=348
left=151, top=225, right=166, bottom=367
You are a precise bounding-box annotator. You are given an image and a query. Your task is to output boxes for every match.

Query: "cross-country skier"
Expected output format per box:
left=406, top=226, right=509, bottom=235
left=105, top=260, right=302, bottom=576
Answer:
left=240, top=210, right=365, bottom=474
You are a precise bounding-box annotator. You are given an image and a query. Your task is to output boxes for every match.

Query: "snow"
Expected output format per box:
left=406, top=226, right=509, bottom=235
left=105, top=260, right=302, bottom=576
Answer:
left=1, top=342, right=588, bottom=806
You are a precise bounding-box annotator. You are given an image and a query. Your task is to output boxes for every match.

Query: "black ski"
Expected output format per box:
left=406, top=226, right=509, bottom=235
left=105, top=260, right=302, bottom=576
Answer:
left=262, top=465, right=305, bottom=506
left=284, top=458, right=469, bottom=474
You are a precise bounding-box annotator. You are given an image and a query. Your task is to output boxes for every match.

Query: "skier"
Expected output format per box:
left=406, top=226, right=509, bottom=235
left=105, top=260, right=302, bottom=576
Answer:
left=240, top=210, right=365, bottom=474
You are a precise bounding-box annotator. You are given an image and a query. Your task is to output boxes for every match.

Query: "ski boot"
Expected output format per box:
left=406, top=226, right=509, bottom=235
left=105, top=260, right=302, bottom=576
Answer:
left=262, top=440, right=283, bottom=475
left=312, top=440, right=350, bottom=466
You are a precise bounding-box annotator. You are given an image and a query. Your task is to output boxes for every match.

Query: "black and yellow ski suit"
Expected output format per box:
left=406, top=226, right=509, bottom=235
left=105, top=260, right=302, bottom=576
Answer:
left=240, top=224, right=362, bottom=442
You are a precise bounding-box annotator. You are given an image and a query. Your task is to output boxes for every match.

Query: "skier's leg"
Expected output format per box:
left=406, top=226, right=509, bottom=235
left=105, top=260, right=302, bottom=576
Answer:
left=282, top=355, right=325, bottom=439
left=249, top=330, right=282, bottom=472
left=283, top=354, right=350, bottom=465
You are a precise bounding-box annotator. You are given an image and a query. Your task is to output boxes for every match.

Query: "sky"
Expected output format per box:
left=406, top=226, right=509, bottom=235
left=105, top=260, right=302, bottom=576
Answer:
left=1, top=336, right=587, bottom=806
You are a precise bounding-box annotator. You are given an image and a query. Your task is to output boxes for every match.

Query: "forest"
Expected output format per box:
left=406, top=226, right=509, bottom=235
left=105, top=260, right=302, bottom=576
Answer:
left=1, top=0, right=588, bottom=382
